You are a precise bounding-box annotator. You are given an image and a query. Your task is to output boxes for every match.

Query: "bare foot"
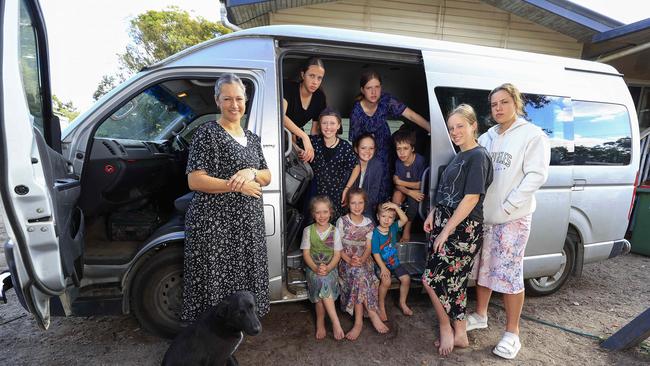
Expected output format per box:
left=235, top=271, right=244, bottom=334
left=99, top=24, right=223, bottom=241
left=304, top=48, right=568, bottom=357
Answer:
left=315, top=325, right=326, bottom=340
left=345, top=324, right=363, bottom=341
left=379, top=306, right=388, bottom=321
left=438, top=324, right=455, bottom=356
left=368, top=311, right=389, bottom=334
left=400, top=303, right=413, bottom=316
left=333, top=324, right=345, bottom=340
left=454, top=330, right=469, bottom=348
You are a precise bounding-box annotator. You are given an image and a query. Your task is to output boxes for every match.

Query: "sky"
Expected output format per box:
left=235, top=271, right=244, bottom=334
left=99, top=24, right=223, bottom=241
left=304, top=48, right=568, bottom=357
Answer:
left=39, top=0, right=649, bottom=112
left=40, top=0, right=222, bottom=111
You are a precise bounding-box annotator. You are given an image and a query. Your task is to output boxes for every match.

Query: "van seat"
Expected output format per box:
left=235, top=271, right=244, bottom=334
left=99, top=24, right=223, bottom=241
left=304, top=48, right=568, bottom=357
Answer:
left=174, top=192, right=194, bottom=213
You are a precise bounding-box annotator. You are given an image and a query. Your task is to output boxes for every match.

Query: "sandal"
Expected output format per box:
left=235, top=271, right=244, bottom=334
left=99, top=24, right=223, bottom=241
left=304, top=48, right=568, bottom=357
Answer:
left=466, top=312, right=488, bottom=331
left=492, top=332, right=521, bottom=359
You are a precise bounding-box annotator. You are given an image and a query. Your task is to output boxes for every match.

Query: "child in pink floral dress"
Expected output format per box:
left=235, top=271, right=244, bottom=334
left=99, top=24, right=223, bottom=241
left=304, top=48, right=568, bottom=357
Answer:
left=337, top=188, right=389, bottom=340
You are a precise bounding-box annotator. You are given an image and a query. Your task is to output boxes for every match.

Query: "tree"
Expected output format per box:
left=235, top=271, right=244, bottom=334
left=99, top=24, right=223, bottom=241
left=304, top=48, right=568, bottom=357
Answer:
left=93, top=74, right=120, bottom=101
left=93, top=7, right=230, bottom=101
left=52, top=94, right=80, bottom=122
left=119, top=6, right=231, bottom=73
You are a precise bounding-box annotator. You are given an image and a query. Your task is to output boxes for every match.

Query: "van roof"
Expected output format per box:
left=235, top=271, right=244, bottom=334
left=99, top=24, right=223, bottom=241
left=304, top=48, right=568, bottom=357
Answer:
left=153, top=25, right=620, bottom=76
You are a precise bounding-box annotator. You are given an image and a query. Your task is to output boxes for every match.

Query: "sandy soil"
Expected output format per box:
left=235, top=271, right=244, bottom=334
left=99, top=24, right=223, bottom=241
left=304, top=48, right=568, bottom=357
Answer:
left=1, top=217, right=649, bottom=365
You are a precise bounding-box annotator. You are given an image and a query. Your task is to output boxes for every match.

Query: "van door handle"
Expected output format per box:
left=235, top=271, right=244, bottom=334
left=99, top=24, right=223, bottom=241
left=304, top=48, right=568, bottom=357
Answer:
left=572, top=179, right=586, bottom=191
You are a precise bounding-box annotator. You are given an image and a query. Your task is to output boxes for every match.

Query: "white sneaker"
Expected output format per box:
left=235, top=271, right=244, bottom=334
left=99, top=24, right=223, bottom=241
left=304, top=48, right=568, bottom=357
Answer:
left=466, top=312, right=488, bottom=331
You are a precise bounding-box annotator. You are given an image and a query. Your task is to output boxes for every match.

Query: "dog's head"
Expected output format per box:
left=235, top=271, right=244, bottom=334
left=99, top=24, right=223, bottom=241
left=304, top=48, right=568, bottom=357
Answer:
left=215, top=290, right=262, bottom=336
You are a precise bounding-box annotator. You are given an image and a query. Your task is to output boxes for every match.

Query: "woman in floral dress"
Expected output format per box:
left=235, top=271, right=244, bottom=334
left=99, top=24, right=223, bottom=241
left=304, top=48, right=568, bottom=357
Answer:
left=421, top=104, right=493, bottom=356
left=182, top=74, right=271, bottom=321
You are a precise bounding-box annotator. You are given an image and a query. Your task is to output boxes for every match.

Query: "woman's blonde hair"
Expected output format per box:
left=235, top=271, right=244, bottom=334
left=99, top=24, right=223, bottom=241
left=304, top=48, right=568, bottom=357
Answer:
left=488, top=83, right=524, bottom=116
left=448, top=103, right=479, bottom=139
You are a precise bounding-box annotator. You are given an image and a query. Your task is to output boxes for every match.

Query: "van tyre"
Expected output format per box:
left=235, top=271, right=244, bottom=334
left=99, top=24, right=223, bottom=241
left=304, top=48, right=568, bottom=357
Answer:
left=524, top=236, right=576, bottom=297
left=130, top=246, right=184, bottom=338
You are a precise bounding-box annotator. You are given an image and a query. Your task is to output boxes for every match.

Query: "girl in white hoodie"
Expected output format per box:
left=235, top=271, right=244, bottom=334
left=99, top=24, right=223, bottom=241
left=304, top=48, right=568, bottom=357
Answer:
left=466, top=83, right=550, bottom=360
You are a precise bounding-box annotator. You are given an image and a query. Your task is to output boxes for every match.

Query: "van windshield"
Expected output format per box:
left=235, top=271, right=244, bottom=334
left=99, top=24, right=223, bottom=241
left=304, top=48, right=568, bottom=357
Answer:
left=95, top=85, right=196, bottom=141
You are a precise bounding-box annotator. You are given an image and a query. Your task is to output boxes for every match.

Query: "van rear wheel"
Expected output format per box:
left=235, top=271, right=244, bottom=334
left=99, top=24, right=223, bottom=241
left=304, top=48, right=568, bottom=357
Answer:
left=130, top=246, right=184, bottom=338
left=524, top=236, right=575, bottom=297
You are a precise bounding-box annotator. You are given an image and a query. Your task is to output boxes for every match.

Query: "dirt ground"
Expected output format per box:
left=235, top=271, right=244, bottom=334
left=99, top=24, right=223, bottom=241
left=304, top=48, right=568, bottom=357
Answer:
left=1, top=218, right=649, bottom=365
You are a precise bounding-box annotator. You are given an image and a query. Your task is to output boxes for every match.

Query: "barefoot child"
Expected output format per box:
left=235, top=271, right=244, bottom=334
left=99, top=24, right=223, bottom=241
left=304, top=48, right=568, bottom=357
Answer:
left=392, top=129, right=426, bottom=242
left=302, top=196, right=345, bottom=340
left=337, top=188, right=390, bottom=340
left=370, top=202, right=413, bottom=319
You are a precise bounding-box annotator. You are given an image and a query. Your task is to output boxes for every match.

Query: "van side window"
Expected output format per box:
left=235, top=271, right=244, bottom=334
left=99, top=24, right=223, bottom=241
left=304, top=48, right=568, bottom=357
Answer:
left=435, top=87, right=573, bottom=165
left=18, top=0, right=44, bottom=135
left=434, top=87, right=493, bottom=134
left=522, top=95, right=574, bottom=165
left=572, top=101, right=631, bottom=166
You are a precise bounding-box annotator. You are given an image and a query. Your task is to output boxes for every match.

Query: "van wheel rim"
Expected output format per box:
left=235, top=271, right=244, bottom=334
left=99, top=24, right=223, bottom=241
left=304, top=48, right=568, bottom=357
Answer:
left=530, top=249, right=567, bottom=288
left=154, top=270, right=183, bottom=321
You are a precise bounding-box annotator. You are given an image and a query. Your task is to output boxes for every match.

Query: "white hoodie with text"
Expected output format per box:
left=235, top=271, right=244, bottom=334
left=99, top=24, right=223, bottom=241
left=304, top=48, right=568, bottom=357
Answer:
left=478, top=117, right=551, bottom=225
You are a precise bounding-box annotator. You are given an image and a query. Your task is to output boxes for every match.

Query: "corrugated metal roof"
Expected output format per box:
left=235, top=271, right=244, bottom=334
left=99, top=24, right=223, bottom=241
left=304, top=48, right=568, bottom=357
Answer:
left=224, top=0, right=649, bottom=60
left=480, top=0, right=622, bottom=41
left=226, top=0, right=624, bottom=40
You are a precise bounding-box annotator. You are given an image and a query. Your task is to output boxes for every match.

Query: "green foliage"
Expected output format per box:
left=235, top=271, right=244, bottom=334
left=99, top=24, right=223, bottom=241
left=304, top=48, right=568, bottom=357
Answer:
left=93, top=74, right=120, bottom=101
left=119, top=6, right=231, bottom=73
left=52, top=94, right=80, bottom=121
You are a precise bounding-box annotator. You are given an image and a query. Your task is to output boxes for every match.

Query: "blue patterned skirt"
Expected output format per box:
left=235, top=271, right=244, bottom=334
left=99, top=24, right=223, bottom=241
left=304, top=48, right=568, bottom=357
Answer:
left=306, top=267, right=340, bottom=303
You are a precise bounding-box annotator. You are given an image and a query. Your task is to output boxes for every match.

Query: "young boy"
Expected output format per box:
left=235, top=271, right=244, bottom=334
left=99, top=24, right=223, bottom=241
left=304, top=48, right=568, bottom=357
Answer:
left=369, top=202, right=412, bottom=319
left=392, top=129, right=427, bottom=242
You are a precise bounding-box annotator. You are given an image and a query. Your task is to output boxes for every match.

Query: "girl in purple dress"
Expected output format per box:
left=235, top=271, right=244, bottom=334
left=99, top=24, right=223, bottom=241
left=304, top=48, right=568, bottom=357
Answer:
left=349, top=70, right=431, bottom=192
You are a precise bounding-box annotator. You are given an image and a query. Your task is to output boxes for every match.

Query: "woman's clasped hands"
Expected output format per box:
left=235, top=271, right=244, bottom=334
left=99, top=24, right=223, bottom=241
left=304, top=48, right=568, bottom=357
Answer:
left=227, top=168, right=262, bottom=198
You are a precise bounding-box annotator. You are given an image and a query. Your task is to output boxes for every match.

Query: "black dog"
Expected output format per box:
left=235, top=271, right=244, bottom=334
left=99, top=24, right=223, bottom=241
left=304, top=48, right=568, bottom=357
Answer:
left=162, top=291, right=262, bottom=366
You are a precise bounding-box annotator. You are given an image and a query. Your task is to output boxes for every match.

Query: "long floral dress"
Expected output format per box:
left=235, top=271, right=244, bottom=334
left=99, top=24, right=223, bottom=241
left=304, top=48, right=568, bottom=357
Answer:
left=349, top=92, right=407, bottom=193
left=336, top=215, right=379, bottom=316
left=422, top=206, right=482, bottom=320
left=182, top=121, right=270, bottom=321
left=421, top=146, right=493, bottom=320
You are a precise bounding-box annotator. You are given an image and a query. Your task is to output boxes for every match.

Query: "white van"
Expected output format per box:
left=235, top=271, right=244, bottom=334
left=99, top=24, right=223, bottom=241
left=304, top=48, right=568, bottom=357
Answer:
left=1, top=0, right=636, bottom=338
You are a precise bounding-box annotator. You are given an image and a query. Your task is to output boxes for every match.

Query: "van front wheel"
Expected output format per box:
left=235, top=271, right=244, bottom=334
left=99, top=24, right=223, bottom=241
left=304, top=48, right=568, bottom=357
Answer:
left=130, top=246, right=184, bottom=338
left=524, top=237, right=575, bottom=297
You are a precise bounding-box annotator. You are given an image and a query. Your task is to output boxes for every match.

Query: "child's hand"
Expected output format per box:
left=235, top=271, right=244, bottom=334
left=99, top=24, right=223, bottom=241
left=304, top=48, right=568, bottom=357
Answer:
left=423, top=211, right=434, bottom=233
left=341, top=188, right=349, bottom=207
left=300, top=137, right=315, bottom=162
left=317, top=263, right=328, bottom=276
left=351, top=255, right=362, bottom=267
left=382, top=202, right=399, bottom=211
left=409, top=190, right=425, bottom=202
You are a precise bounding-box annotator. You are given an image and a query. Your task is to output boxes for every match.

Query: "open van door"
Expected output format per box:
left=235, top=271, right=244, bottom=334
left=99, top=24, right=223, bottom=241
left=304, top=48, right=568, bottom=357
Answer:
left=0, top=0, right=84, bottom=329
